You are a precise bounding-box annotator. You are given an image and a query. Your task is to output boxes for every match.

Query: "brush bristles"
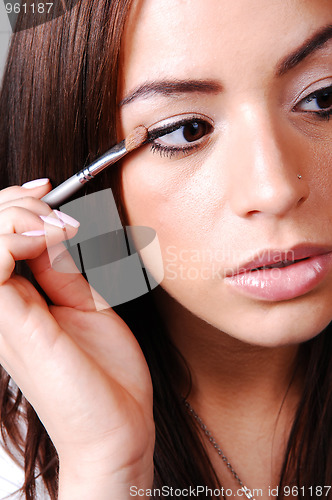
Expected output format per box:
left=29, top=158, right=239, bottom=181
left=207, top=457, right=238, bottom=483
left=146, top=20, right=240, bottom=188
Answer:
left=125, top=125, right=149, bottom=152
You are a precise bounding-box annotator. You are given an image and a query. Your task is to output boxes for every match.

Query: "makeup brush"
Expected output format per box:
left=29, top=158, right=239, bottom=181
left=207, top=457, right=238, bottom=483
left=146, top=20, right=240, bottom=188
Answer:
left=42, top=125, right=148, bottom=209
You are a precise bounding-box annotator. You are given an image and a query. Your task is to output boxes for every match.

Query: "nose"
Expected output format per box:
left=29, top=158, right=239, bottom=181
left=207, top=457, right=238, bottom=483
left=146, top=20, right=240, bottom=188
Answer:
left=226, top=104, right=309, bottom=218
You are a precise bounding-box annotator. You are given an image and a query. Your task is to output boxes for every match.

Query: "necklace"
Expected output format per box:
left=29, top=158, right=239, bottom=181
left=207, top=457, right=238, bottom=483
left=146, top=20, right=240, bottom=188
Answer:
left=184, top=400, right=256, bottom=500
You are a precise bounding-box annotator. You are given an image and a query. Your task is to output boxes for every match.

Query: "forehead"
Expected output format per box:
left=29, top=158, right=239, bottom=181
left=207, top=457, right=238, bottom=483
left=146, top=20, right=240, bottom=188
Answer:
left=120, top=0, right=332, bottom=95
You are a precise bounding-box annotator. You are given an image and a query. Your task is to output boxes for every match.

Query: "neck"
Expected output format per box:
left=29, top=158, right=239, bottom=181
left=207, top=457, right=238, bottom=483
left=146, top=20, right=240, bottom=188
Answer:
left=152, top=289, right=306, bottom=493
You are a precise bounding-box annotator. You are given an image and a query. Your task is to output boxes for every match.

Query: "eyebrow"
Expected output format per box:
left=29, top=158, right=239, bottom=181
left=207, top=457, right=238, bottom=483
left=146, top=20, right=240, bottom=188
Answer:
left=119, top=24, right=332, bottom=107
left=276, top=24, right=332, bottom=76
left=118, top=80, right=223, bottom=107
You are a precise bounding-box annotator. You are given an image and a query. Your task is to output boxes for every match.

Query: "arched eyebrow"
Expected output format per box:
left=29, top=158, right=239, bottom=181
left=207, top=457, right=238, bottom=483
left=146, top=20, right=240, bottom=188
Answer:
left=118, top=80, right=223, bottom=107
left=119, top=24, right=332, bottom=107
left=276, top=24, right=332, bottom=76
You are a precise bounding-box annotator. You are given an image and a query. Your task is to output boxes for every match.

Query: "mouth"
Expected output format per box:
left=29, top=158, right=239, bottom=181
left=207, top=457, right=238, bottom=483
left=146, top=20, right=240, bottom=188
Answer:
left=227, top=245, right=332, bottom=277
left=249, top=256, right=310, bottom=272
left=224, top=244, right=332, bottom=301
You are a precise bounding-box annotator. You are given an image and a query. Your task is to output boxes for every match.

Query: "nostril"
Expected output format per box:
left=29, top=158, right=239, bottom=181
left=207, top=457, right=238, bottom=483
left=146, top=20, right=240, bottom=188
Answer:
left=247, top=210, right=260, bottom=216
left=297, top=196, right=307, bottom=207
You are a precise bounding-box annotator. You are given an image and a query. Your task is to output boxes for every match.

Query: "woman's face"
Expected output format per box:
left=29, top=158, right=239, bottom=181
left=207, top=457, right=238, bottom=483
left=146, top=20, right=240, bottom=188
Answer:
left=118, top=0, right=332, bottom=347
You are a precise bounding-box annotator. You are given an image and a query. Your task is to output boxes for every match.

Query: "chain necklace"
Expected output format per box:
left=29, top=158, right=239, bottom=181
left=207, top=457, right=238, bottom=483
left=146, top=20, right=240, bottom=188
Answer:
left=184, top=400, right=256, bottom=500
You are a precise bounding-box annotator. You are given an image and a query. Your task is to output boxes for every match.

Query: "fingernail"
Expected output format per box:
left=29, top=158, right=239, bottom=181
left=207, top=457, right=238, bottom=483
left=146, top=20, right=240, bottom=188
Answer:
left=53, top=210, right=80, bottom=228
left=22, top=230, right=46, bottom=237
left=40, top=215, right=65, bottom=228
left=21, top=178, right=49, bottom=189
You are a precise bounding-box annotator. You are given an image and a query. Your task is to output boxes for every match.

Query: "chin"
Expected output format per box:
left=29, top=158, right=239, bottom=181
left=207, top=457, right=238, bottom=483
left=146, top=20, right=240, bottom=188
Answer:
left=156, top=278, right=332, bottom=348
left=202, top=305, right=332, bottom=348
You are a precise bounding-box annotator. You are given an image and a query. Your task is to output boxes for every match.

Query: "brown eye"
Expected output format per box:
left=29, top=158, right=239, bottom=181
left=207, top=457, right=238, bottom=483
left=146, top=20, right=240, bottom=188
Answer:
left=297, top=85, right=332, bottom=115
left=183, top=121, right=211, bottom=142
left=153, top=119, right=213, bottom=147
left=149, top=115, right=214, bottom=158
left=316, top=89, right=332, bottom=110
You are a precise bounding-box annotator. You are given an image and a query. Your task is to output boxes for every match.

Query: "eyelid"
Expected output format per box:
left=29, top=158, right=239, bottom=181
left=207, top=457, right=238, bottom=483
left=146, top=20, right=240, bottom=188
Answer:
left=293, top=78, right=332, bottom=106
left=147, top=113, right=214, bottom=141
left=294, top=83, right=332, bottom=112
left=305, top=84, right=332, bottom=100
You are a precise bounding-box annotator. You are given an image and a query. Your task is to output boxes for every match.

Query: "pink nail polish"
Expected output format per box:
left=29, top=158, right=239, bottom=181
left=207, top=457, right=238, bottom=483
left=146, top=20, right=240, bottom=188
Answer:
left=22, top=230, right=46, bottom=237
left=39, top=215, right=65, bottom=228
left=53, top=210, right=80, bottom=228
left=21, top=178, right=49, bottom=189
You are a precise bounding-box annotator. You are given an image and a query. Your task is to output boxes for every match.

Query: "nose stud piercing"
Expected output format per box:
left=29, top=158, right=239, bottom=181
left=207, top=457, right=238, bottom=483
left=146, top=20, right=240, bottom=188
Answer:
left=297, top=174, right=302, bottom=179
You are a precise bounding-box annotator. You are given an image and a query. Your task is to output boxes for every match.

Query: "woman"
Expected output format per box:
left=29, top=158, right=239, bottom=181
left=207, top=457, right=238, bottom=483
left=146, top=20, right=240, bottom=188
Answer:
left=0, top=0, right=332, bottom=498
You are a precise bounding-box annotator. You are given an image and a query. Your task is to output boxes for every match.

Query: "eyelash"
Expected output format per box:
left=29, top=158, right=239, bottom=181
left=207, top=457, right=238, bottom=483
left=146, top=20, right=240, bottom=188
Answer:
left=148, top=118, right=213, bottom=158
left=296, top=84, right=332, bottom=121
left=148, top=85, right=332, bottom=159
left=150, top=142, right=200, bottom=158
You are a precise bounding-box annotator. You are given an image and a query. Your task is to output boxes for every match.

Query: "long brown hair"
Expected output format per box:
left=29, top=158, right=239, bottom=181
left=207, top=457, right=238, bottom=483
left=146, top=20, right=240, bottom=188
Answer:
left=0, top=1, right=331, bottom=498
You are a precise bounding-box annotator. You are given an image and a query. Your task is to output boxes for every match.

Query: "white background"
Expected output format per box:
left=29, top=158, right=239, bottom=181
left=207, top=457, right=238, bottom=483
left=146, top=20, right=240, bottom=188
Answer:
left=0, top=2, right=12, bottom=82
left=0, top=445, right=24, bottom=499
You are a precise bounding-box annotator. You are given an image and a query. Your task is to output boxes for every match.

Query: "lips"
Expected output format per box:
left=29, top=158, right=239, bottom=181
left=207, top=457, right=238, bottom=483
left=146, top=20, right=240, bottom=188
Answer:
left=226, top=245, right=332, bottom=277
left=224, top=244, right=332, bottom=302
left=251, top=257, right=307, bottom=271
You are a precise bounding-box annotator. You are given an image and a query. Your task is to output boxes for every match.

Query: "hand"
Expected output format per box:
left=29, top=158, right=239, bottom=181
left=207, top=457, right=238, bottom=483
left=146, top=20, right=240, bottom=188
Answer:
left=0, top=181, right=155, bottom=498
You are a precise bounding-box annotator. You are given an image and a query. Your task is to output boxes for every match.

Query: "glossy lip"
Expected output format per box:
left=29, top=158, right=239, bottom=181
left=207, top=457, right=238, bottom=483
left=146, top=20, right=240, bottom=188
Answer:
left=225, top=244, right=332, bottom=277
left=223, top=244, right=332, bottom=302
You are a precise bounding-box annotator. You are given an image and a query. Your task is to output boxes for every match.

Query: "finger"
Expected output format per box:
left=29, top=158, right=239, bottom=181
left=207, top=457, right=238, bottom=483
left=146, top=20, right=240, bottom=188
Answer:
left=0, top=200, right=98, bottom=310
left=0, top=209, right=78, bottom=284
left=27, top=241, right=110, bottom=312
left=0, top=205, right=49, bottom=235
left=0, top=229, right=78, bottom=285
left=0, top=195, right=52, bottom=217
left=0, top=205, right=79, bottom=241
left=0, top=234, right=46, bottom=284
left=0, top=179, right=51, bottom=205
left=0, top=205, right=78, bottom=243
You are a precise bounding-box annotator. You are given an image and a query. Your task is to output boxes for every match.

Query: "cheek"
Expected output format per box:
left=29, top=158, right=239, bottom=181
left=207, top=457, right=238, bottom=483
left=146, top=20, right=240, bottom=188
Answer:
left=309, top=141, right=332, bottom=199
left=120, top=152, right=233, bottom=309
left=120, top=150, right=227, bottom=248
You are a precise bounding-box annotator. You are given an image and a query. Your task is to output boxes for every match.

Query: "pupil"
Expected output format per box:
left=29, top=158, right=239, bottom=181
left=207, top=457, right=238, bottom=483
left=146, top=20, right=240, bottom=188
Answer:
left=317, top=90, right=332, bottom=109
left=183, top=121, right=206, bottom=142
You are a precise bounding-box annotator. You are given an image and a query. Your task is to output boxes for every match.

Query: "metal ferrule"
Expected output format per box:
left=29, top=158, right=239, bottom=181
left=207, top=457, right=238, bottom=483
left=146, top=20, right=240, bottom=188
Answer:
left=41, top=140, right=128, bottom=208
left=77, top=168, right=94, bottom=184
left=87, top=140, right=127, bottom=177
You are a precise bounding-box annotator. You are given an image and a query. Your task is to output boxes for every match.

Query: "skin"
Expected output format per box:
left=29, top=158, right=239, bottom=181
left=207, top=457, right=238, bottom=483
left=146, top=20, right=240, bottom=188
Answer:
left=0, top=1, right=331, bottom=498
left=118, top=0, right=332, bottom=494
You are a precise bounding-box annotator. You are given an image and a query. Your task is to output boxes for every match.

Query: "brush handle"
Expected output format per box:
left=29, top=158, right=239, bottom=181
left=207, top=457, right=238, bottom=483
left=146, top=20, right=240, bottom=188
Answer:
left=41, top=173, right=84, bottom=208
left=42, top=141, right=127, bottom=209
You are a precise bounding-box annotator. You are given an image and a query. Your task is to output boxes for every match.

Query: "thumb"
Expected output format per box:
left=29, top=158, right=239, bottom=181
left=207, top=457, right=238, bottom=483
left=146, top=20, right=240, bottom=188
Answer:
left=28, top=241, right=111, bottom=312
